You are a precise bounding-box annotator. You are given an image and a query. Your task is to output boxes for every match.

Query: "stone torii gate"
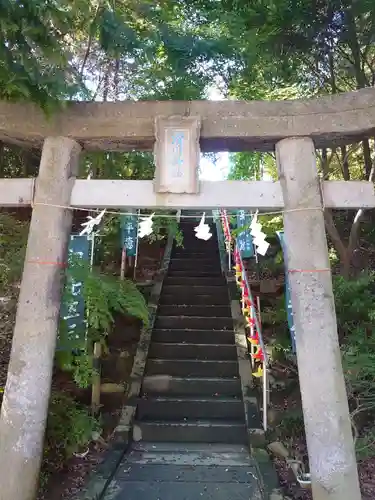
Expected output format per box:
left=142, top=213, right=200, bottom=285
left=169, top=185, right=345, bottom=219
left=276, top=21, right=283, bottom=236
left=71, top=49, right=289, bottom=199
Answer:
left=1, top=89, right=375, bottom=500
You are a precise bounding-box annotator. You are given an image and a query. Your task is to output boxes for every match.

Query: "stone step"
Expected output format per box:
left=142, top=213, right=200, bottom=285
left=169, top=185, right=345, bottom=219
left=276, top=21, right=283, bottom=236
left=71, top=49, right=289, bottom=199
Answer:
left=134, top=420, right=248, bottom=444
left=146, top=359, right=239, bottom=377
left=169, top=258, right=217, bottom=268
left=137, top=396, right=244, bottom=421
left=179, top=246, right=218, bottom=253
left=142, top=376, right=242, bottom=397
left=164, top=276, right=225, bottom=286
left=154, top=316, right=233, bottom=330
left=157, top=305, right=231, bottom=318
left=148, top=342, right=237, bottom=360
left=171, top=251, right=214, bottom=259
left=128, top=441, right=253, bottom=464
left=179, top=236, right=217, bottom=241
left=159, top=293, right=229, bottom=305
left=103, top=479, right=260, bottom=499
left=152, top=329, right=235, bottom=344
left=168, top=269, right=222, bottom=277
left=176, top=243, right=218, bottom=252
left=160, top=286, right=229, bottom=302
left=115, top=462, right=258, bottom=484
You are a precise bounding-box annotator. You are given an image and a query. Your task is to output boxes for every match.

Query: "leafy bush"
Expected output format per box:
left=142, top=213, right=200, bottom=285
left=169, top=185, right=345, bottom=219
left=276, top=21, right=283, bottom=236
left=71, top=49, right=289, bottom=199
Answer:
left=146, top=212, right=183, bottom=247
left=262, top=296, right=287, bottom=326
left=267, top=271, right=375, bottom=460
left=277, top=408, right=305, bottom=439
left=0, top=214, right=28, bottom=295
left=42, top=391, right=99, bottom=479
left=334, top=273, right=375, bottom=459
left=333, top=272, right=375, bottom=335
left=57, top=259, right=149, bottom=388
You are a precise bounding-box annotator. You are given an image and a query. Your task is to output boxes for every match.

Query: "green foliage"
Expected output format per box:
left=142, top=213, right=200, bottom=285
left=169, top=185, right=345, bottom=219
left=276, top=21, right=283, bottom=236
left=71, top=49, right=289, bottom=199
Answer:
left=356, top=429, right=375, bottom=461
left=259, top=215, right=283, bottom=238
left=0, top=214, right=29, bottom=295
left=333, top=273, right=375, bottom=335
left=267, top=271, right=375, bottom=459
left=331, top=273, right=375, bottom=458
left=277, top=408, right=305, bottom=439
left=0, top=0, right=90, bottom=109
left=228, top=152, right=277, bottom=181
left=56, top=258, right=149, bottom=388
left=262, top=296, right=287, bottom=326
left=1, top=0, right=233, bottom=108
left=84, top=269, right=149, bottom=330
left=43, top=391, right=99, bottom=474
left=145, top=212, right=184, bottom=248
left=81, top=152, right=155, bottom=181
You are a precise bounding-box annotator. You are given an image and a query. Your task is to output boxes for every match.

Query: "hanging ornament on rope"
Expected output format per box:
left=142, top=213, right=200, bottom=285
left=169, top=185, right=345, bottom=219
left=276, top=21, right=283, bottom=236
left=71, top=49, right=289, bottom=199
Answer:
left=242, top=303, right=250, bottom=316
left=220, top=209, right=231, bottom=250
left=252, top=345, right=264, bottom=360
left=138, top=213, right=154, bottom=238
left=80, top=209, right=106, bottom=236
left=250, top=212, right=270, bottom=256
left=248, top=331, right=259, bottom=344
left=252, top=364, right=263, bottom=378
left=246, top=316, right=256, bottom=329
left=233, top=263, right=242, bottom=286
left=194, top=212, right=212, bottom=241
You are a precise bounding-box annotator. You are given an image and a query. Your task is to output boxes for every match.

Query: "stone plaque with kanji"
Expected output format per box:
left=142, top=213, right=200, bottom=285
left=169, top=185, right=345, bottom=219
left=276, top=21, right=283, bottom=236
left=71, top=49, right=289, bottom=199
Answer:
left=154, top=115, right=201, bottom=194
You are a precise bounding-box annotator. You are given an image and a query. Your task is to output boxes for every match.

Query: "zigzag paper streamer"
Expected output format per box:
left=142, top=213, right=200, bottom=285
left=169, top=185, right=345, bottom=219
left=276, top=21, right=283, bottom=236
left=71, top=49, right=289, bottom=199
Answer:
left=252, top=365, right=263, bottom=378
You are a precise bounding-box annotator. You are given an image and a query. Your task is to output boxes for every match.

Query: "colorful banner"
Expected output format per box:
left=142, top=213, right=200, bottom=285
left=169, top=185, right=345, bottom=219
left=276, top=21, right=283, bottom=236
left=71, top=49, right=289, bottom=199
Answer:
left=236, top=210, right=254, bottom=258
left=120, top=213, right=138, bottom=257
left=276, top=231, right=296, bottom=352
left=59, top=234, right=90, bottom=349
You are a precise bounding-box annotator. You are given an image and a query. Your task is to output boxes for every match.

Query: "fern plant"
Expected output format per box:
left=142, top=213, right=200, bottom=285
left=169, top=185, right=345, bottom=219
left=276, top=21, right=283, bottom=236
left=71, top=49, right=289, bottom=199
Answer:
left=56, top=259, right=149, bottom=387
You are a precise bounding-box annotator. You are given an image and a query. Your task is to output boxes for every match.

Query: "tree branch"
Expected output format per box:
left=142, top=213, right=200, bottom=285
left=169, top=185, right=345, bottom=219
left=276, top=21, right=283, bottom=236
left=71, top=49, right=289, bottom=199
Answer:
left=347, top=152, right=375, bottom=257
left=324, top=209, right=348, bottom=264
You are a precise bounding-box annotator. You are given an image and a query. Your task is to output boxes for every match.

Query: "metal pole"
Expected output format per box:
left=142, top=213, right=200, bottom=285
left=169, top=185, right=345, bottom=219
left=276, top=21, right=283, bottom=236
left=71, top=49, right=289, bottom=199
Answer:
left=90, top=233, right=95, bottom=269
left=86, top=233, right=95, bottom=349
left=262, top=364, right=268, bottom=431
left=133, top=209, right=140, bottom=280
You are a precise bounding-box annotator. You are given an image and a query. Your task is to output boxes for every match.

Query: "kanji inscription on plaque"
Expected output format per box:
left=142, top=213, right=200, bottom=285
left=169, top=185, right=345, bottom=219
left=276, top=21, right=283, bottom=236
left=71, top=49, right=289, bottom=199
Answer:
left=154, top=115, right=201, bottom=194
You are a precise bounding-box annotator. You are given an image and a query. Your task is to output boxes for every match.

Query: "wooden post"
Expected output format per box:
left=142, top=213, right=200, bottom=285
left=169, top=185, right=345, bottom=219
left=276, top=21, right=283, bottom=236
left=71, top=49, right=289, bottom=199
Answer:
left=275, top=137, right=361, bottom=500
left=120, top=247, right=127, bottom=280
left=91, top=342, right=102, bottom=415
left=0, top=137, right=81, bottom=500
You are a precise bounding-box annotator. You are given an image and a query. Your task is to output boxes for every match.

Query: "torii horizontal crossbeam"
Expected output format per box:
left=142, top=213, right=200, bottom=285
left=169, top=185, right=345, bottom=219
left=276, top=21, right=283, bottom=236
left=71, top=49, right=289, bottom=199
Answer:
left=1, top=88, right=375, bottom=152
left=2, top=178, right=374, bottom=210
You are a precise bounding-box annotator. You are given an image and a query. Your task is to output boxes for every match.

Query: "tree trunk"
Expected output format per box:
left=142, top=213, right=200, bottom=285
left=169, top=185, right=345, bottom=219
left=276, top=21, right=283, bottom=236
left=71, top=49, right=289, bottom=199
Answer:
left=324, top=155, right=375, bottom=279
left=363, top=139, right=372, bottom=178
left=324, top=209, right=351, bottom=278
left=345, top=7, right=368, bottom=89
left=321, top=148, right=330, bottom=179
left=340, top=146, right=350, bottom=180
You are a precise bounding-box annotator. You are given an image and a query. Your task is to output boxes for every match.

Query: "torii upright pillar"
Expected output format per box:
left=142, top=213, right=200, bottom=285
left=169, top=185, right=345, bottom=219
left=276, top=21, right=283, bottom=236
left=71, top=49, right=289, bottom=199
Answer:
left=275, top=137, right=361, bottom=500
left=0, top=137, right=81, bottom=500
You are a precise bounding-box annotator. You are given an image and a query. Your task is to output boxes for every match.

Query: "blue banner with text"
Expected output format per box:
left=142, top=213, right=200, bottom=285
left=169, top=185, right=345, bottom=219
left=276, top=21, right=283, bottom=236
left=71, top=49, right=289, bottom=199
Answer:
left=277, top=231, right=296, bottom=352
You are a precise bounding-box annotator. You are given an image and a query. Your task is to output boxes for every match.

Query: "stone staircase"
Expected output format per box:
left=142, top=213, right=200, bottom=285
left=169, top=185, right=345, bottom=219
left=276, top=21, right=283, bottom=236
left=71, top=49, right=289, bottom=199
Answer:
left=99, top=215, right=273, bottom=499
left=135, top=217, right=248, bottom=444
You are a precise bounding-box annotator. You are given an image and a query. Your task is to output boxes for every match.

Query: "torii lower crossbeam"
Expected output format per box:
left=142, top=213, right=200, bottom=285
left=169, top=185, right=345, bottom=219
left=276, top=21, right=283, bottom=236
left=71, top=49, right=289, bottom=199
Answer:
left=1, top=178, right=374, bottom=210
